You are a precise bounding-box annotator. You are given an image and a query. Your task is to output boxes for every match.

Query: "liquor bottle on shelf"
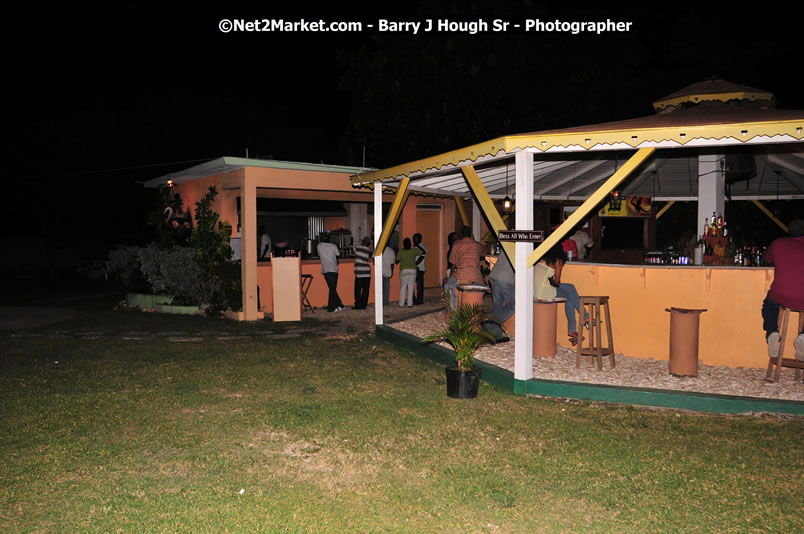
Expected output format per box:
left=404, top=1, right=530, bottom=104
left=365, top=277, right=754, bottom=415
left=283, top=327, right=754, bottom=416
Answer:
left=722, top=222, right=728, bottom=237
left=717, top=214, right=723, bottom=229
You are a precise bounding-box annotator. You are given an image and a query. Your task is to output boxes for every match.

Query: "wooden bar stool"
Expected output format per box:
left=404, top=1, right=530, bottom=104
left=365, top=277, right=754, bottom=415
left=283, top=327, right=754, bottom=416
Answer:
left=577, top=296, right=615, bottom=370
left=301, top=274, right=314, bottom=312
left=765, top=306, right=804, bottom=383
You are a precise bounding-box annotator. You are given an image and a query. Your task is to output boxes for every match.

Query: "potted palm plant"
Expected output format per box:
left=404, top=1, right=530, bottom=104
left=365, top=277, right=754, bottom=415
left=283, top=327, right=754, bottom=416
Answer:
left=422, top=304, right=500, bottom=398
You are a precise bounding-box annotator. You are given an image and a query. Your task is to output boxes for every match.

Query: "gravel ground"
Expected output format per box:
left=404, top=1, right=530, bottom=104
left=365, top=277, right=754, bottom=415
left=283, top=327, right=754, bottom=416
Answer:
left=327, top=301, right=803, bottom=402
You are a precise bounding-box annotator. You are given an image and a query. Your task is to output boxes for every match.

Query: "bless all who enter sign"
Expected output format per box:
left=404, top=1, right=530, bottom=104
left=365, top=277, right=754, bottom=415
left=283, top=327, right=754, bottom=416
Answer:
left=497, top=230, right=544, bottom=242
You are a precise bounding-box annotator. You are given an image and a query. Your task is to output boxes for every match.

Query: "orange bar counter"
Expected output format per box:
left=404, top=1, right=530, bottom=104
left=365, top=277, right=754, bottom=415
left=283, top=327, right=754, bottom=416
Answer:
left=257, top=258, right=399, bottom=315
left=556, top=263, right=784, bottom=369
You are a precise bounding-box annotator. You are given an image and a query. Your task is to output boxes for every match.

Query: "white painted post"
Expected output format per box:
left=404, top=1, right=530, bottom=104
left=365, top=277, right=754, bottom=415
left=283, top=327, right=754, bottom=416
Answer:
left=374, top=184, right=384, bottom=326
left=698, top=154, right=725, bottom=237
left=514, top=151, right=534, bottom=380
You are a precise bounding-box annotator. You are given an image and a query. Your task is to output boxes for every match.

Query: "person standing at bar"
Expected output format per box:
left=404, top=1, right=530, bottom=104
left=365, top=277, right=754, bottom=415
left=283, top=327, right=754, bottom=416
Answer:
left=486, top=248, right=513, bottom=343
left=258, top=226, right=272, bottom=260
left=353, top=236, right=372, bottom=310
left=413, top=233, right=427, bottom=305
left=762, top=219, right=804, bottom=360
left=396, top=237, right=420, bottom=308
left=317, top=234, right=344, bottom=313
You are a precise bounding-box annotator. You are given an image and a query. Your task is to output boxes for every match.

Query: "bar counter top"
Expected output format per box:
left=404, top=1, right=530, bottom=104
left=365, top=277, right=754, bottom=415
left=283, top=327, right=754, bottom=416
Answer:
left=570, top=261, right=771, bottom=270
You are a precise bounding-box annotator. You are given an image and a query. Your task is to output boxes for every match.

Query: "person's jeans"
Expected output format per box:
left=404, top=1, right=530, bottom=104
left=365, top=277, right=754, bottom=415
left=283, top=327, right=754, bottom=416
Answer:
left=555, top=283, right=581, bottom=333
left=486, top=278, right=514, bottom=338
left=324, top=272, right=343, bottom=312
left=399, top=269, right=416, bottom=306
left=444, top=276, right=457, bottom=309
left=762, top=293, right=781, bottom=338
left=382, top=275, right=391, bottom=306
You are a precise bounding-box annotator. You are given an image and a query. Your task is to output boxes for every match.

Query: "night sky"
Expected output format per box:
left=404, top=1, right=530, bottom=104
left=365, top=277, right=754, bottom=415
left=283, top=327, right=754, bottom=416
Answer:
left=5, top=3, right=803, bottom=259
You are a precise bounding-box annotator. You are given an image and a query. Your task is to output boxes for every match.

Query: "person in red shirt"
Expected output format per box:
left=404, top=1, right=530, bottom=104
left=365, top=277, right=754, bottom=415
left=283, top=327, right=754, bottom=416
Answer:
left=449, top=226, right=487, bottom=283
left=447, top=226, right=487, bottom=306
left=762, top=219, right=804, bottom=361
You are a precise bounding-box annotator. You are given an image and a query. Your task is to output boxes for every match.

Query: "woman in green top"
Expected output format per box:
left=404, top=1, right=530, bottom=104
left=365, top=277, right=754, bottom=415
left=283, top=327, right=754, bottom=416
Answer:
left=534, top=245, right=587, bottom=345
left=396, top=237, right=420, bottom=307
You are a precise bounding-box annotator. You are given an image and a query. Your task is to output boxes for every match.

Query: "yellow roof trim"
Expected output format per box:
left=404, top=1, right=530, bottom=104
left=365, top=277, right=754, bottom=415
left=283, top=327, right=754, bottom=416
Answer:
left=653, top=90, right=773, bottom=111
left=350, top=138, right=506, bottom=185
left=351, top=119, right=803, bottom=185
left=504, top=119, right=803, bottom=152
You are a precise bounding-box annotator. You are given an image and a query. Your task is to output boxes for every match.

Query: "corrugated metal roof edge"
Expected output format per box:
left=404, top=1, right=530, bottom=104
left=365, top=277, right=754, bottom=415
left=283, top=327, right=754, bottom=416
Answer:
left=352, top=119, right=804, bottom=186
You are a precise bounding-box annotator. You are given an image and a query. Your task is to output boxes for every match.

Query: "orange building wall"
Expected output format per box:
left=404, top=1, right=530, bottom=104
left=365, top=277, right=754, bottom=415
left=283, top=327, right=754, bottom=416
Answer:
left=554, top=263, right=786, bottom=369
left=323, top=217, right=346, bottom=231
left=172, top=170, right=243, bottom=237
left=398, top=196, right=458, bottom=282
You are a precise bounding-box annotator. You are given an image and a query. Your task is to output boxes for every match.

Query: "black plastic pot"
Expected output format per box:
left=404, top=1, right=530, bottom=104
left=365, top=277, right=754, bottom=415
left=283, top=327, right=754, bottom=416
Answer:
left=445, top=367, right=482, bottom=398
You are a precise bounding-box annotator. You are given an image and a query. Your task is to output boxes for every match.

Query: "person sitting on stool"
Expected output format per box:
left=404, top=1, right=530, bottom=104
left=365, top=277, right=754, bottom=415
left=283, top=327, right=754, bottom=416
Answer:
left=762, top=219, right=804, bottom=361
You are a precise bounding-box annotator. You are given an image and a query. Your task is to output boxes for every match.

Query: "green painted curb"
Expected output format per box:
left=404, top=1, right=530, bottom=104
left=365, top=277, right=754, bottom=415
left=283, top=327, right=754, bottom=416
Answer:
left=376, top=324, right=803, bottom=415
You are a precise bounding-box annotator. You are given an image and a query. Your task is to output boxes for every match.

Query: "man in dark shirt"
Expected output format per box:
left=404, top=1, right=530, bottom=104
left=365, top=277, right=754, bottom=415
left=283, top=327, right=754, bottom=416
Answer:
left=763, top=219, right=804, bottom=360
left=413, top=233, right=427, bottom=305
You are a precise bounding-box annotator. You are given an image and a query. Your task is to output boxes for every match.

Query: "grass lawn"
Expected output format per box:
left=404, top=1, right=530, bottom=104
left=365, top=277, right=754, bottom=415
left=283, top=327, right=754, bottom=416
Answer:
left=1, top=295, right=802, bottom=532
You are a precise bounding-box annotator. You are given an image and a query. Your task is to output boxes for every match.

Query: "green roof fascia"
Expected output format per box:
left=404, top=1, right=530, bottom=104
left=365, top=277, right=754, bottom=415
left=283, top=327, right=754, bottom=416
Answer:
left=144, top=156, right=373, bottom=188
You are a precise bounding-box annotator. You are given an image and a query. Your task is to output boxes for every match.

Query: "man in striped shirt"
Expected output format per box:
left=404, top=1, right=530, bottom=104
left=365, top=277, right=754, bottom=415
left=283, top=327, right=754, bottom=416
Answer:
left=353, top=236, right=373, bottom=309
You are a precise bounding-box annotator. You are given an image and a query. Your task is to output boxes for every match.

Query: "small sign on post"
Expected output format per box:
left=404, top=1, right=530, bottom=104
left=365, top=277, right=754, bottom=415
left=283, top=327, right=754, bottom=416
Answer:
left=497, top=230, right=544, bottom=242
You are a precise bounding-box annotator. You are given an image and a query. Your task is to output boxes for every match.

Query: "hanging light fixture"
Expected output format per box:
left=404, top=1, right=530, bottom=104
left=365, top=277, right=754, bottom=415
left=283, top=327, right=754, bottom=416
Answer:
left=609, top=190, right=622, bottom=211
left=502, top=164, right=513, bottom=214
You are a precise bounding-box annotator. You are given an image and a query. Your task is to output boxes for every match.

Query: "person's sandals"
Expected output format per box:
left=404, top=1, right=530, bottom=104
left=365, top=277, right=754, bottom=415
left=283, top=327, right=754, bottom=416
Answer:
left=568, top=332, right=579, bottom=346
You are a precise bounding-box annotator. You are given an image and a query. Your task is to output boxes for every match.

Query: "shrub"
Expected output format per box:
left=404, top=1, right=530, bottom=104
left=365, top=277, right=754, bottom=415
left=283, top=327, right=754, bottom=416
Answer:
left=191, top=186, right=241, bottom=313
left=136, top=244, right=208, bottom=306
left=105, top=246, right=152, bottom=293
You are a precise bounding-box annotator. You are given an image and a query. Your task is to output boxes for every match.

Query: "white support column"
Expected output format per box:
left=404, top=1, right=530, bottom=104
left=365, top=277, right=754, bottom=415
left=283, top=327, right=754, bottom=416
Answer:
left=472, top=202, right=481, bottom=239
left=514, top=151, right=534, bottom=381
left=346, top=203, right=368, bottom=243
left=698, top=154, right=725, bottom=237
left=374, top=184, right=384, bottom=326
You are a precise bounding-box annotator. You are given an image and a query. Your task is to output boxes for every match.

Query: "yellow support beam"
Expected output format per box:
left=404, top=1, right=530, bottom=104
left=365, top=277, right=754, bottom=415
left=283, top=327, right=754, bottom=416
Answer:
left=751, top=200, right=788, bottom=233
left=481, top=212, right=513, bottom=244
left=375, top=178, right=410, bottom=256
left=461, top=165, right=516, bottom=265
left=454, top=195, right=470, bottom=228
left=527, top=147, right=656, bottom=267
left=655, top=200, right=675, bottom=220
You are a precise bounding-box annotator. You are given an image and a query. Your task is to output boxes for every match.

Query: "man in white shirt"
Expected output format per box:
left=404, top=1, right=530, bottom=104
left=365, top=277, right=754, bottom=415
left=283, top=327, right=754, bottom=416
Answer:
left=259, top=226, right=272, bottom=260
left=317, top=235, right=344, bottom=312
